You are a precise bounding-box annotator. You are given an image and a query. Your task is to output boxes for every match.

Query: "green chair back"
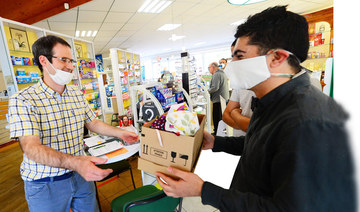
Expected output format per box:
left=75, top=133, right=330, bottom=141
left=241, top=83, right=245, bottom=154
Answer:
left=111, top=185, right=180, bottom=212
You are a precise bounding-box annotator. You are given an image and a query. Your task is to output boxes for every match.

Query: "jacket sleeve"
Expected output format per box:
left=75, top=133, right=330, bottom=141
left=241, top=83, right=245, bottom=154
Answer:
left=201, top=121, right=355, bottom=212
left=208, top=72, right=220, bottom=94
left=212, top=135, right=245, bottom=156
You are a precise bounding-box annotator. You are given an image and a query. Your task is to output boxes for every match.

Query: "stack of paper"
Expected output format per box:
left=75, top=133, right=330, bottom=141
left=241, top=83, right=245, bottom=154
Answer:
left=88, top=141, right=123, bottom=157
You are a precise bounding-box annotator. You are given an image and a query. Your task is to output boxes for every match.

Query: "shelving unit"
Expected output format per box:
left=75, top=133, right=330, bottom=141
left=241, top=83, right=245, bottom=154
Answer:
left=73, top=39, right=105, bottom=120
left=107, top=48, right=142, bottom=116
left=0, top=17, right=105, bottom=121
left=303, top=8, right=333, bottom=95
left=0, top=19, right=45, bottom=95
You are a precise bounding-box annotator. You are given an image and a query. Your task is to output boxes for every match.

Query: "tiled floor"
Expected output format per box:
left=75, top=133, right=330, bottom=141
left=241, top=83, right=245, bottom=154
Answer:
left=1, top=142, right=220, bottom=212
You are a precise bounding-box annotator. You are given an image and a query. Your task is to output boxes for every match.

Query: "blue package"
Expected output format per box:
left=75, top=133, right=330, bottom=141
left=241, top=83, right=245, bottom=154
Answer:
left=11, top=56, right=16, bottom=65
left=14, top=57, right=23, bottom=65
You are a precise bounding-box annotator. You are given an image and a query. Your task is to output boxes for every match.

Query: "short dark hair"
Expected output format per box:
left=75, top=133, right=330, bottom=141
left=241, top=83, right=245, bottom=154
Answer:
left=220, top=58, right=227, bottom=63
left=32, top=35, right=71, bottom=73
left=235, top=5, right=309, bottom=72
left=231, top=39, right=237, bottom=47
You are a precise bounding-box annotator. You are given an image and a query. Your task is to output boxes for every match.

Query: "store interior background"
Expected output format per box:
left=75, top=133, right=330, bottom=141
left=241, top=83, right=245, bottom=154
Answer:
left=0, top=0, right=334, bottom=82
left=1, top=0, right=360, bottom=211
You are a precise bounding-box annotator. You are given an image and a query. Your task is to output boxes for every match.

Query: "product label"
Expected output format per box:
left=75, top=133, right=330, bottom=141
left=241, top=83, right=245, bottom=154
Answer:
left=150, top=147, right=167, bottom=159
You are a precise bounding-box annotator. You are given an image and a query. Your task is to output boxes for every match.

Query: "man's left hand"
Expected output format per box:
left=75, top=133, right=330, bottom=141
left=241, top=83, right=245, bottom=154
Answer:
left=119, top=130, right=139, bottom=144
left=155, top=167, right=204, bottom=198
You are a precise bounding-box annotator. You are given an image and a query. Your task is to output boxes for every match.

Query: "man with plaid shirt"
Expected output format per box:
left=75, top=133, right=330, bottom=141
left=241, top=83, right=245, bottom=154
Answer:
left=8, top=35, right=139, bottom=212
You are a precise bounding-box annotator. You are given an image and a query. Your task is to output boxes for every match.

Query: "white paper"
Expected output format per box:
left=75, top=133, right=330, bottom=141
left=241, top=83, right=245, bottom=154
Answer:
left=88, top=141, right=123, bottom=157
left=84, top=136, right=105, bottom=147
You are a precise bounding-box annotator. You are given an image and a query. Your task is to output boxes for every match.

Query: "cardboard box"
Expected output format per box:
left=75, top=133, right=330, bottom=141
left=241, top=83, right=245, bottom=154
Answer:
left=138, top=114, right=205, bottom=179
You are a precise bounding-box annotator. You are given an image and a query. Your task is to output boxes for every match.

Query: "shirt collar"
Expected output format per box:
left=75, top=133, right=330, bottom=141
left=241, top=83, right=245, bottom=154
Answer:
left=252, top=73, right=311, bottom=112
left=38, top=78, right=69, bottom=98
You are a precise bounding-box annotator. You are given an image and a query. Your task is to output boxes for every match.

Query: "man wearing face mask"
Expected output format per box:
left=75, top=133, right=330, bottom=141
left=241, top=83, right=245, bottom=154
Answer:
left=8, top=35, right=139, bottom=212
left=219, top=58, right=227, bottom=70
left=208, top=62, right=229, bottom=135
left=155, top=6, right=355, bottom=212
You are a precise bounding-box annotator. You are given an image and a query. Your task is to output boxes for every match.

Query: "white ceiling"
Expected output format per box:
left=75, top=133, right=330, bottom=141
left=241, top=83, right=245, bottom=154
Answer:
left=32, top=0, right=333, bottom=57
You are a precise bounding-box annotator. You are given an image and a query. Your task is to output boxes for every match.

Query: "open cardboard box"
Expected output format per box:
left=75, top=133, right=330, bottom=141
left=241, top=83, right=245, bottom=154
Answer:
left=138, top=113, right=206, bottom=179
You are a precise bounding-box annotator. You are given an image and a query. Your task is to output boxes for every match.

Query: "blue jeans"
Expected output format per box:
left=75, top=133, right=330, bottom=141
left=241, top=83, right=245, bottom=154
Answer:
left=24, top=172, right=99, bottom=212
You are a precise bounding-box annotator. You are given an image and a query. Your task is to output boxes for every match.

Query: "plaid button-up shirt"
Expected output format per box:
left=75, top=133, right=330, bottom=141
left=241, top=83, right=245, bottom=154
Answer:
left=9, top=79, right=96, bottom=181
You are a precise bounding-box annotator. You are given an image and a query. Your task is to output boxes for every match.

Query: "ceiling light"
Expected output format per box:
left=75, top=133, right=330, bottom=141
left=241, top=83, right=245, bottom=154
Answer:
left=158, top=24, right=181, bottom=31
left=230, top=19, right=247, bottom=26
left=76, top=30, right=97, bottom=37
left=195, top=42, right=206, bottom=46
left=157, top=1, right=172, bottom=13
left=138, top=0, right=173, bottom=13
left=150, top=0, right=167, bottom=13
left=227, top=0, right=267, bottom=5
left=169, top=34, right=185, bottom=41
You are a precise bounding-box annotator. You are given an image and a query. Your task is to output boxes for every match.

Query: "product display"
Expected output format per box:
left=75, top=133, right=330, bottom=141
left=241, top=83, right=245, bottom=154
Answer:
left=74, top=40, right=104, bottom=120
left=301, top=20, right=333, bottom=85
left=106, top=48, right=142, bottom=116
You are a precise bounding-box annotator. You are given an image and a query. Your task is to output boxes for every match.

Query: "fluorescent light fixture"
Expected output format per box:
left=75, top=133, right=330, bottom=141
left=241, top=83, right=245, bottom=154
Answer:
left=195, top=41, right=206, bottom=46
left=76, top=30, right=97, bottom=37
left=169, top=34, right=185, bottom=41
left=150, top=0, right=167, bottom=13
left=138, top=0, right=152, bottom=12
left=138, top=0, right=172, bottom=13
left=231, top=18, right=247, bottom=26
left=227, top=0, right=267, bottom=5
left=158, top=24, right=181, bottom=31
left=143, top=0, right=159, bottom=12
left=157, top=1, right=172, bottom=13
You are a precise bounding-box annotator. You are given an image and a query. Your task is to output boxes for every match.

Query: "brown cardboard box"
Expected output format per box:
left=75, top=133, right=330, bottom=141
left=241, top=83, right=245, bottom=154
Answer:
left=138, top=114, right=206, bottom=178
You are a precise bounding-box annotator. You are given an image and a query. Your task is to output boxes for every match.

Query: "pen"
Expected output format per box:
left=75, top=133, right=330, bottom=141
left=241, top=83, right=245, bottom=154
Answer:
left=93, top=145, right=105, bottom=149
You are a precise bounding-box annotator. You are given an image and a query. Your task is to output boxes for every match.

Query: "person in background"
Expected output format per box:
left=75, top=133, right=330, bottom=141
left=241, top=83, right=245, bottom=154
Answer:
left=8, top=35, right=139, bottom=212
left=122, top=116, right=130, bottom=127
left=219, top=58, right=228, bottom=70
left=207, top=62, right=229, bottom=135
left=155, top=6, right=355, bottom=212
left=223, top=41, right=256, bottom=136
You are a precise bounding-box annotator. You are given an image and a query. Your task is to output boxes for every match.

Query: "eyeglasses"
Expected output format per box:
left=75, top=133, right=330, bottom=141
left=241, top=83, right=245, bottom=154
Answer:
left=47, top=55, right=77, bottom=66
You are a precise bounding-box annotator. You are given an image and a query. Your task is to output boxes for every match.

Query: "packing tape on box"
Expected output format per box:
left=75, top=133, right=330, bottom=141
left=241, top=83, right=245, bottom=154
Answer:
left=155, top=129, right=163, bottom=147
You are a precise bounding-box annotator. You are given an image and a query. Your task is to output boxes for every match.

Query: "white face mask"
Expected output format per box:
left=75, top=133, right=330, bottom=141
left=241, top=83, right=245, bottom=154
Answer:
left=225, top=52, right=295, bottom=90
left=44, top=58, right=73, bottom=85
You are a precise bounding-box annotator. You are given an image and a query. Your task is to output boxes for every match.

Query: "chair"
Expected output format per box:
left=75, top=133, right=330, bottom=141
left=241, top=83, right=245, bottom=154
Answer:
left=111, top=113, right=119, bottom=126
left=95, top=159, right=136, bottom=211
left=111, top=184, right=182, bottom=212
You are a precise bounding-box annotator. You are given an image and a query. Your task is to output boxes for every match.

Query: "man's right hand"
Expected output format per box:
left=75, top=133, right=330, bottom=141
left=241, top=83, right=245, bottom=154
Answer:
left=202, top=131, right=215, bottom=150
left=72, top=156, right=113, bottom=181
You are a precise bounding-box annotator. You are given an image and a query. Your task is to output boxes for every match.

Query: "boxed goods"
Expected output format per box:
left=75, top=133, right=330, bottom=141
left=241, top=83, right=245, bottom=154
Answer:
left=16, top=69, right=26, bottom=76
left=138, top=108, right=205, bottom=179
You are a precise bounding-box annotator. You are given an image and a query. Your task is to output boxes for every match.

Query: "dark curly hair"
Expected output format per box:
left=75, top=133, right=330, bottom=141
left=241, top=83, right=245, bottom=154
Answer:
left=235, top=5, right=309, bottom=72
